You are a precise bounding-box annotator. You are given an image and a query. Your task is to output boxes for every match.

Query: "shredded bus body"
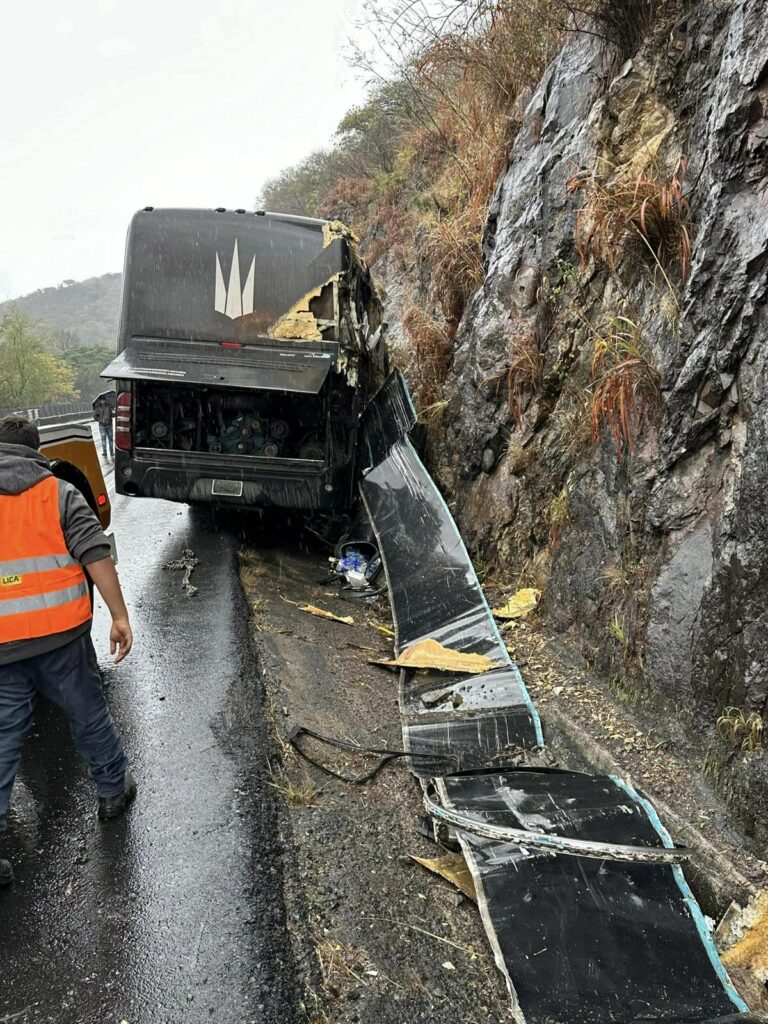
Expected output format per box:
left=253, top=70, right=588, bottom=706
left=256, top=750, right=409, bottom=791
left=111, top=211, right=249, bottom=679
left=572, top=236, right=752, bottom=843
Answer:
left=102, top=208, right=387, bottom=510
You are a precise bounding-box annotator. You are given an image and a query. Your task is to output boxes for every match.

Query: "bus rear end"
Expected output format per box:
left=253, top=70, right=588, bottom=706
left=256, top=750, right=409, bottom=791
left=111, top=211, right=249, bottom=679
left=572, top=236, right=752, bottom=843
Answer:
left=102, top=208, right=386, bottom=511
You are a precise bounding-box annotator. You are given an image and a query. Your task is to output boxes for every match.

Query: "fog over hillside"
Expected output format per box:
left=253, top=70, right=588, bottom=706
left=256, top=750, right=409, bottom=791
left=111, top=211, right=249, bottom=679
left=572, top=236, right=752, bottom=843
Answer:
left=0, top=273, right=122, bottom=348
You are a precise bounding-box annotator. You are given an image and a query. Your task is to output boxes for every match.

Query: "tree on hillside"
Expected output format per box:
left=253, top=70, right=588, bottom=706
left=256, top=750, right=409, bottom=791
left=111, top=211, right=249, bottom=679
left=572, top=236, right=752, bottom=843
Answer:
left=61, top=344, right=115, bottom=401
left=256, top=150, right=339, bottom=217
left=334, top=80, right=419, bottom=178
left=0, top=309, right=78, bottom=407
left=256, top=81, right=418, bottom=218
left=53, top=328, right=83, bottom=352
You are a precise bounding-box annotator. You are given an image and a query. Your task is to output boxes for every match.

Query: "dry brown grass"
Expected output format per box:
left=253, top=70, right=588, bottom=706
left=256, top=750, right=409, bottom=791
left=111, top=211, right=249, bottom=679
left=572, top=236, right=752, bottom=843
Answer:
left=323, top=2, right=569, bottom=395
left=556, top=384, right=593, bottom=458
left=505, top=323, right=544, bottom=424
left=402, top=303, right=453, bottom=405
left=423, top=207, right=485, bottom=325
left=717, top=708, right=764, bottom=753
left=547, top=486, right=570, bottom=550
left=599, top=561, right=646, bottom=593
left=413, top=2, right=564, bottom=133
left=404, top=5, right=562, bottom=326
left=266, top=762, right=320, bottom=807
left=316, top=940, right=375, bottom=997
left=568, top=158, right=692, bottom=287
left=564, top=0, right=663, bottom=56
left=482, top=320, right=544, bottom=424
left=588, top=315, right=660, bottom=455
left=506, top=441, right=536, bottom=475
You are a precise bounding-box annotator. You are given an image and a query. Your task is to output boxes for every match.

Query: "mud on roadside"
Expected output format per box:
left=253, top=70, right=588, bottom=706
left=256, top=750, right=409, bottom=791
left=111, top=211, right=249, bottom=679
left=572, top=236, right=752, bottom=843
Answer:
left=238, top=542, right=512, bottom=1024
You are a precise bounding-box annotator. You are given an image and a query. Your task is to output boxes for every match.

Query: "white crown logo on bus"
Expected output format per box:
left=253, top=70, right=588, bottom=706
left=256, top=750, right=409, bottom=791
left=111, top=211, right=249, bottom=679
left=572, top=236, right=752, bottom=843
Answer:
left=214, top=239, right=255, bottom=320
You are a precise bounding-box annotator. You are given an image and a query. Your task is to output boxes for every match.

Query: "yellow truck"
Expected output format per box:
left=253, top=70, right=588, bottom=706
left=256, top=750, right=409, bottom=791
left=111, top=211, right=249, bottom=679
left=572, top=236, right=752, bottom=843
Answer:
left=39, top=422, right=113, bottom=534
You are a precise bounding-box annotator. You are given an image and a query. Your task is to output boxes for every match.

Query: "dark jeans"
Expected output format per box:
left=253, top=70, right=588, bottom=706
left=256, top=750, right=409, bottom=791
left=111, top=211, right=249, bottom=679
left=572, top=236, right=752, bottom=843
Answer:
left=99, top=422, right=114, bottom=457
left=0, top=633, right=127, bottom=831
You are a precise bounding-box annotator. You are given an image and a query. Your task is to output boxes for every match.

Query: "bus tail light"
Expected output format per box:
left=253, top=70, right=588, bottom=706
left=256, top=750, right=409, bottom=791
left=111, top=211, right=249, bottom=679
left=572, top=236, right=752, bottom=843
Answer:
left=115, top=392, right=132, bottom=451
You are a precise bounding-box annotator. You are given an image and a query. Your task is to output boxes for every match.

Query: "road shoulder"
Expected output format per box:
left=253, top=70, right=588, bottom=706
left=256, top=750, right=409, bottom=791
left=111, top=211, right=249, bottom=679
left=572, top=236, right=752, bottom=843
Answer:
left=238, top=544, right=511, bottom=1024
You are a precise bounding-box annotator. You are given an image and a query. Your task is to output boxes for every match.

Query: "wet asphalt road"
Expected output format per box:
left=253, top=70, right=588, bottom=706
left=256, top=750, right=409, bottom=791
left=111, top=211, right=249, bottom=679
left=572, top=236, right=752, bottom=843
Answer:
left=0, top=445, right=301, bottom=1024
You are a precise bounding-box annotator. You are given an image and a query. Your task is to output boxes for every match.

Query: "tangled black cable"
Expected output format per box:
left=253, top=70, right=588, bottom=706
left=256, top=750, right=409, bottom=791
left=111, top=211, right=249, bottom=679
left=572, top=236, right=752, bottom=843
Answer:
left=287, top=725, right=456, bottom=784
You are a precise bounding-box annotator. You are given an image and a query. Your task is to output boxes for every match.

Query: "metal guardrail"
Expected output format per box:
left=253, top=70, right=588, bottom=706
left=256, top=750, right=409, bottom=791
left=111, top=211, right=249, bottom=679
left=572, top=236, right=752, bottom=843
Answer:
left=0, top=401, right=94, bottom=427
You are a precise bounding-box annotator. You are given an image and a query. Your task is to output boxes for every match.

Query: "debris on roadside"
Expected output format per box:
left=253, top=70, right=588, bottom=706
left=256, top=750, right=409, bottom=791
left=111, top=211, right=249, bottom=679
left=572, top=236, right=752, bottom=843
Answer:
left=357, top=370, right=754, bottom=1022
left=287, top=725, right=443, bottom=784
left=328, top=539, right=385, bottom=602
left=336, top=545, right=379, bottom=588
left=369, top=638, right=494, bottom=675
left=491, top=588, right=540, bottom=620
left=279, top=593, right=356, bottom=625
left=419, top=683, right=464, bottom=708
left=162, top=548, right=199, bottom=595
left=410, top=853, right=477, bottom=902
left=299, top=603, right=354, bottom=626
left=316, top=939, right=377, bottom=1000
left=371, top=623, right=395, bottom=638
left=236, top=370, right=762, bottom=1023
left=717, top=892, right=768, bottom=1007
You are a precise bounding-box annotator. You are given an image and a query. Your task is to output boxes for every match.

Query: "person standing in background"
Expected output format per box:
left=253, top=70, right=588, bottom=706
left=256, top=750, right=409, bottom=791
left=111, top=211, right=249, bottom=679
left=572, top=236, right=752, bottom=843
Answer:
left=94, top=397, right=114, bottom=462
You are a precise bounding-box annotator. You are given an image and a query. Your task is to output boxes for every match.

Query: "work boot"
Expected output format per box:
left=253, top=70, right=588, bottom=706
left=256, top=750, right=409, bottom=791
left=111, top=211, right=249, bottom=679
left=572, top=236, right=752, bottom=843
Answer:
left=98, top=772, right=137, bottom=820
left=0, top=858, right=12, bottom=888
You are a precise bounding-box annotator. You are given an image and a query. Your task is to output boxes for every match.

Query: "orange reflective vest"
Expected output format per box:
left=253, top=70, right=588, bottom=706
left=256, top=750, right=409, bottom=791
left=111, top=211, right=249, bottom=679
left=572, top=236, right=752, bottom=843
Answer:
left=0, top=475, right=91, bottom=644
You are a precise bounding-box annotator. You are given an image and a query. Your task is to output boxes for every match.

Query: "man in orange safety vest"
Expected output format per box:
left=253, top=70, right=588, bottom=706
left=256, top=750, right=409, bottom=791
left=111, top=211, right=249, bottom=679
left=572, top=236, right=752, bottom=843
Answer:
left=0, top=416, right=135, bottom=888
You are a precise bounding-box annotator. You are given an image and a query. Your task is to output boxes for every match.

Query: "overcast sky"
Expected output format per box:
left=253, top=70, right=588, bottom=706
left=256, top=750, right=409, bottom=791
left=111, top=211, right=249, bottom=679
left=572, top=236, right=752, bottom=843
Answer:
left=0, top=0, right=368, bottom=299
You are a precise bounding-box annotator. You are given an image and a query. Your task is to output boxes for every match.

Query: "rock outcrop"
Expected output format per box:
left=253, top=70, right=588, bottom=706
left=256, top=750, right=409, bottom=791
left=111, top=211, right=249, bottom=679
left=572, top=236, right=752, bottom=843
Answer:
left=430, top=1, right=768, bottom=842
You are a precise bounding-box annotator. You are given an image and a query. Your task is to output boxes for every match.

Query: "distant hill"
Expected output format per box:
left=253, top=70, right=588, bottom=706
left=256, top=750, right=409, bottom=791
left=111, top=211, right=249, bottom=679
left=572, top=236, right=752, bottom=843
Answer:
left=0, top=273, right=122, bottom=347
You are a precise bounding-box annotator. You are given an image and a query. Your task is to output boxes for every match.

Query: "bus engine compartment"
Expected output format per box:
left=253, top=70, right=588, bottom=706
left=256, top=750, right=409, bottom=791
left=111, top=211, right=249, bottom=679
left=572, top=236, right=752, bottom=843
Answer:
left=134, top=383, right=329, bottom=461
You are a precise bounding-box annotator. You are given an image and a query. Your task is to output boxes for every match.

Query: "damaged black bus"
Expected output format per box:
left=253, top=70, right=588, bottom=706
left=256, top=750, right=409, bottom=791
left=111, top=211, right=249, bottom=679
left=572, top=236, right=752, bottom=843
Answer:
left=101, top=207, right=387, bottom=510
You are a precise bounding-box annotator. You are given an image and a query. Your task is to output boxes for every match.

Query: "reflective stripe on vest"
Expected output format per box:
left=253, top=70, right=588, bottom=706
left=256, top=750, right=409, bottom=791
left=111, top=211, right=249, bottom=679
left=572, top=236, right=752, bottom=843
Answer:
left=0, top=581, right=89, bottom=616
left=0, top=553, right=79, bottom=577
left=0, top=475, right=92, bottom=644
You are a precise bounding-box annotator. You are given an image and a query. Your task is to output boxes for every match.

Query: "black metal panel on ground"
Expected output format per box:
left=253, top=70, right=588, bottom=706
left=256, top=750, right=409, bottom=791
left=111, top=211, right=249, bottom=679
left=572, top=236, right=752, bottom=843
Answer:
left=101, top=339, right=336, bottom=393
left=436, top=768, right=748, bottom=1024
left=359, top=423, right=543, bottom=766
left=401, top=667, right=541, bottom=777
left=362, top=437, right=520, bottom=660
left=401, top=666, right=536, bottom=716
left=404, top=711, right=540, bottom=778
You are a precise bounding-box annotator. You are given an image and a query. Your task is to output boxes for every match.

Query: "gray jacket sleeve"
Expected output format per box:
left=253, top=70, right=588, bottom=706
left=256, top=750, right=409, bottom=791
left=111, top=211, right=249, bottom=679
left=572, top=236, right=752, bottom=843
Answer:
left=57, top=479, right=112, bottom=565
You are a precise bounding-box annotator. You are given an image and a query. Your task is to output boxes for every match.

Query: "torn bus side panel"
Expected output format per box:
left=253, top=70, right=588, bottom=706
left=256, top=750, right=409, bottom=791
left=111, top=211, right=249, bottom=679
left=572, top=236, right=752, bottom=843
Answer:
left=359, top=384, right=543, bottom=769
left=401, top=666, right=541, bottom=778
left=359, top=369, right=417, bottom=468
left=361, top=438, right=513, bottom=660
left=403, top=709, right=540, bottom=779
left=434, top=768, right=750, bottom=1024
left=336, top=225, right=388, bottom=391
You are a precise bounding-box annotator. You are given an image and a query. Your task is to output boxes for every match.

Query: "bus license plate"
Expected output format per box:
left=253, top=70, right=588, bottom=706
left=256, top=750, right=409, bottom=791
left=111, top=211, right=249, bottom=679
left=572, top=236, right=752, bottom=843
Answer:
left=211, top=479, right=243, bottom=498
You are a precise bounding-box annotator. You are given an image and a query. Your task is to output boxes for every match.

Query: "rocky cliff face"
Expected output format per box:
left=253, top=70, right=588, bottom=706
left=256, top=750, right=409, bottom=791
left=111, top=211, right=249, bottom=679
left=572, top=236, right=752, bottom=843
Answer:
left=429, top=1, right=768, bottom=840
